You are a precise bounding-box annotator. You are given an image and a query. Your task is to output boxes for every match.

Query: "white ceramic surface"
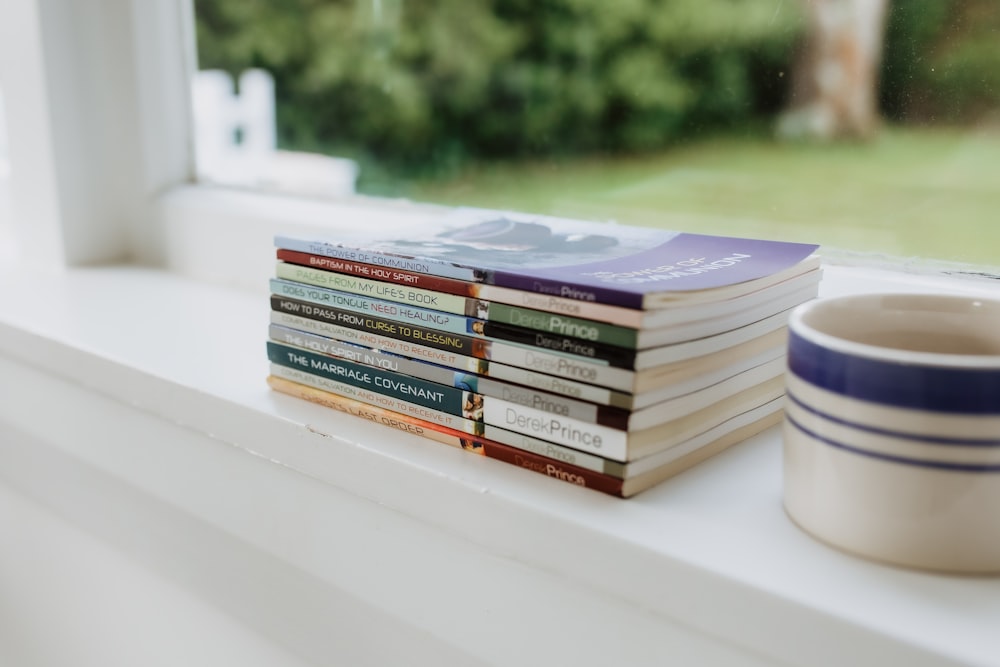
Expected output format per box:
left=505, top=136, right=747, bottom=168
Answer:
left=784, top=417, right=1000, bottom=573
left=790, top=293, right=1000, bottom=365
left=785, top=373, right=1000, bottom=440
left=783, top=293, right=1000, bottom=574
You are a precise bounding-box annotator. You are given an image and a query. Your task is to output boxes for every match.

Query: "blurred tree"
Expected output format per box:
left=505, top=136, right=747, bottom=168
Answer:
left=881, top=0, right=1000, bottom=124
left=778, top=0, right=890, bottom=140
left=195, top=0, right=803, bottom=181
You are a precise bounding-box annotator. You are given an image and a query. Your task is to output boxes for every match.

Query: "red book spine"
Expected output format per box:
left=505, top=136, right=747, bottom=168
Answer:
left=474, top=440, right=625, bottom=497
left=277, top=249, right=479, bottom=298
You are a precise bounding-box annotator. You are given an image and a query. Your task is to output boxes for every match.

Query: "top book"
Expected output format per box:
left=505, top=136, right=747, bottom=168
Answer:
left=276, top=207, right=820, bottom=310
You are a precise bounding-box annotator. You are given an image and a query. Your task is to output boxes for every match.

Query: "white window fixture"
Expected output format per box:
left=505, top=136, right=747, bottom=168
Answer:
left=2, top=2, right=999, bottom=666
left=192, top=68, right=359, bottom=197
left=0, top=0, right=433, bottom=281
left=0, top=0, right=195, bottom=267
left=0, top=87, right=14, bottom=261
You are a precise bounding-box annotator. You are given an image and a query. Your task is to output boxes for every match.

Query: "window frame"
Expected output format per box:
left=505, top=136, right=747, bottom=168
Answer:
left=0, top=0, right=449, bottom=283
left=0, top=0, right=193, bottom=266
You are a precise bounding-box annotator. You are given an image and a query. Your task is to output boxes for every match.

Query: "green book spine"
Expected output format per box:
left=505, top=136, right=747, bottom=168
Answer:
left=486, top=302, right=639, bottom=349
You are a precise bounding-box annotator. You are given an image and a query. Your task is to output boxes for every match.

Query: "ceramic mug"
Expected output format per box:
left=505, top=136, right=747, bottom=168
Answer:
left=783, top=292, right=1000, bottom=573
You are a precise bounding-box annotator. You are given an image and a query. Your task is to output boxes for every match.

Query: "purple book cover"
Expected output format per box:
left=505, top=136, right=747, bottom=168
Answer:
left=278, top=207, right=819, bottom=310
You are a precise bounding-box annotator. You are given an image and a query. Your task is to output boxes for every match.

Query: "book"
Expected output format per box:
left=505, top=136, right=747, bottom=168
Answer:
left=480, top=375, right=785, bottom=461
left=275, top=206, right=820, bottom=310
left=269, top=322, right=785, bottom=432
left=266, top=373, right=625, bottom=496
left=270, top=293, right=631, bottom=390
left=275, top=247, right=823, bottom=330
left=271, top=309, right=786, bottom=410
left=267, top=339, right=487, bottom=419
left=482, top=396, right=783, bottom=479
left=267, top=340, right=785, bottom=462
left=275, top=259, right=820, bottom=349
left=270, top=361, right=785, bottom=479
left=267, top=373, right=784, bottom=497
left=269, top=363, right=613, bottom=475
left=269, top=279, right=794, bottom=371
left=271, top=310, right=631, bottom=407
left=270, top=363, right=482, bottom=434
left=270, top=293, right=788, bottom=396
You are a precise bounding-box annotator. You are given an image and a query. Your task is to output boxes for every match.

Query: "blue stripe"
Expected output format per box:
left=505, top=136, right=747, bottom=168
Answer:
left=788, top=332, right=1000, bottom=414
left=786, top=414, right=1000, bottom=473
left=786, top=392, right=1000, bottom=447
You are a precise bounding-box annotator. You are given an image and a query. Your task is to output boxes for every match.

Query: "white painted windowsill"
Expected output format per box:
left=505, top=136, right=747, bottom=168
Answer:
left=1, top=262, right=998, bottom=666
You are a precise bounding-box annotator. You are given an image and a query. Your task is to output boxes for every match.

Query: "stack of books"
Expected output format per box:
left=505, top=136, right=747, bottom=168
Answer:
left=266, top=208, right=821, bottom=497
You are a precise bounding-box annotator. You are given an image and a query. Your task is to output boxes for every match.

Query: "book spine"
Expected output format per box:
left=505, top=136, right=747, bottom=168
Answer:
left=273, top=309, right=628, bottom=408
left=267, top=374, right=625, bottom=496
left=482, top=424, right=626, bottom=478
left=270, top=310, right=486, bottom=373
left=483, top=442, right=624, bottom=496
left=277, top=261, right=482, bottom=318
left=483, top=397, right=628, bottom=461
left=484, top=302, right=639, bottom=349
left=267, top=341, right=480, bottom=419
left=270, top=365, right=619, bottom=477
left=270, top=295, right=637, bottom=392
left=270, top=364, right=482, bottom=434
left=270, top=277, right=476, bottom=337
left=275, top=235, right=482, bottom=282
left=482, top=320, right=637, bottom=368
left=484, top=341, right=633, bottom=392
left=279, top=250, right=641, bottom=348
left=276, top=236, right=641, bottom=308
left=272, top=277, right=637, bottom=368
left=271, top=322, right=632, bottom=430
left=269, top=324, right=476, bottom=390
left=270, top=373, right=477, bottom=445
left=278, top=247, right=647, bottom=329
left=277, top=249, right=479, bottom=298
left=489, top=269, right=645, bottom=310
left=269, top=341, right=630, bottom=458
left=475, top=377, right=629, bottom=431
left=477, top=283, right=645, bottom=329
left=271, top=293, right=487, bottom=357
left=481, top=361, right=627, bottom=409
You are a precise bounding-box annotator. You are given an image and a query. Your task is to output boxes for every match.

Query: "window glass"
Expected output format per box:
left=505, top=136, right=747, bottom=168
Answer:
left=192, top=0, right=1000, bottom=268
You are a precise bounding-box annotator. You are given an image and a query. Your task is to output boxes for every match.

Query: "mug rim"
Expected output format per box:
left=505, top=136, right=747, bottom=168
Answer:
left=789, top=293, right=1000, bottom=369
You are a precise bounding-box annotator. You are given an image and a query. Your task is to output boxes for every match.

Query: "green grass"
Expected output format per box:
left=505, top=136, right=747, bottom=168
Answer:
left=404, top=128, right=1000, bottom=268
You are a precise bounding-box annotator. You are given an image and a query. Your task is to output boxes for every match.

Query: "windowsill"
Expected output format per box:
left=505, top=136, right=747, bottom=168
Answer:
left=1, top=261, right=999, bottom=665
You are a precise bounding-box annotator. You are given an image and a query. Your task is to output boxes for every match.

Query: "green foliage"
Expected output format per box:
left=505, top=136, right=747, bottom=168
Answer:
left=881, top=0, right=1000, bottom=122
left=195, top=0, right=803, bottom=178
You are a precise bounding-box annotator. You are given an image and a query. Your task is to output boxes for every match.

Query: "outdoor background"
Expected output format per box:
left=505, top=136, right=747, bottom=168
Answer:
left=193, top=0, right=1000, bottom=267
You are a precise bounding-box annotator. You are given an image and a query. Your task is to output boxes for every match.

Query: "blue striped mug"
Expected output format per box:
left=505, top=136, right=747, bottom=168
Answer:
left=783, top=293, right=1000, bottom=573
